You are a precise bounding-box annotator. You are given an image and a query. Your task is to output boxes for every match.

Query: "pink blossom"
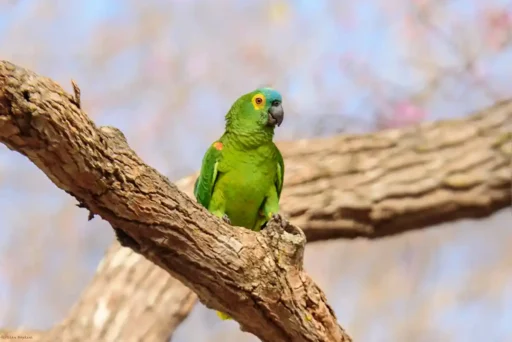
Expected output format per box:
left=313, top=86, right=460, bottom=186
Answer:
left=483, top=8, right=512, bottom=50
left=379, top=101, right=427, bottom=129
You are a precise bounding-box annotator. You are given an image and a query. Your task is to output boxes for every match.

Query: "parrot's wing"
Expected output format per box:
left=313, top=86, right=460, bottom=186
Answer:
left=275, top=147, right=285, bottom=199
left=194, top=143, right=222, bottom=209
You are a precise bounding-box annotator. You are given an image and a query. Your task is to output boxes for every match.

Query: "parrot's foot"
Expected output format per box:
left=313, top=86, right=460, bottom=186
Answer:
left=270, top=213, right=288, bottom=228
left=270, top=213, right=285, bottom=224
left=216, top=311, right=232, bottom=320
left=261, top=213, right=286, bottom=230
left=268, top=213, right=303, bottom=237
left=222, top=214, right=231, bottom=225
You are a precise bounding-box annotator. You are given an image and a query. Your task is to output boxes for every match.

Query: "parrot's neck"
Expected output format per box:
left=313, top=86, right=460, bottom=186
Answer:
left=224, top=127, right=275, bottom=150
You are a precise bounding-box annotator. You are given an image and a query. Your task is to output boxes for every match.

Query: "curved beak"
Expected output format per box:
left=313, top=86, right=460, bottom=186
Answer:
left=267, top=100, right=284, bottom=127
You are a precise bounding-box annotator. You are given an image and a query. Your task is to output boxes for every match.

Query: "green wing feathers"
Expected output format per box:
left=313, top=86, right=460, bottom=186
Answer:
left=275, top=147, right=284, bottom=199
left=194, top=145, right=222, bottom=209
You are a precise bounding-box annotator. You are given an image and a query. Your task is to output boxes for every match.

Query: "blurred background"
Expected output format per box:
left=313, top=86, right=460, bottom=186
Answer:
left=0, top=0, right=511, bottom=341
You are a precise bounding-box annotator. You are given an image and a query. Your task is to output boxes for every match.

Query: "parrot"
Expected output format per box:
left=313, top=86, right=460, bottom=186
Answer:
left=193, top=87, right=285, bottom=320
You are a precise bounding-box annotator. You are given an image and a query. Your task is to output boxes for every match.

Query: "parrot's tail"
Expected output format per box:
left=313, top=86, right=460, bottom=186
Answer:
left=216, top=311, right=232, bottom=320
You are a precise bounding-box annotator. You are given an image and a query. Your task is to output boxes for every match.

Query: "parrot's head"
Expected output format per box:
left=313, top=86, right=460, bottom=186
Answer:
left=225, top=87, right=284, bottom=133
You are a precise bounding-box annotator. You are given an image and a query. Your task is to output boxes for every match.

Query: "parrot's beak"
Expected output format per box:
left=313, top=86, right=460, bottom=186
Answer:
left=267, top=101, right=284, bottom=127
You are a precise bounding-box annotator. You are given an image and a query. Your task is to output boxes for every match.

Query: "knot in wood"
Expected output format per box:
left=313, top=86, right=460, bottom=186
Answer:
left=100, top=125, right=130, bottom=150
left=262, top=214, right=306, bottom=269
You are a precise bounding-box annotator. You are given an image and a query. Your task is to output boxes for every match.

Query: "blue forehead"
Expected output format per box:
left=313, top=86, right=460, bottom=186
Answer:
left=257, top=87, right=282, bottom=102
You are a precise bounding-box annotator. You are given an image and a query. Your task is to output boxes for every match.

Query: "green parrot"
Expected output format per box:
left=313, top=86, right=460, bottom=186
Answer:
left=193, top=87, right=285, bottom=320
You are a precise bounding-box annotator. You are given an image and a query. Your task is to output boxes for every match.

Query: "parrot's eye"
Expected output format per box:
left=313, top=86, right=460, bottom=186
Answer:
left=251, top=94, right=266, bottom=109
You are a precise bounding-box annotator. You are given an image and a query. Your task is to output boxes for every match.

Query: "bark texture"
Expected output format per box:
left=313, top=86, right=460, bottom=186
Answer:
left=1, top=60, right=511, bottom=342
left=0, top=61, right=351, bottom=342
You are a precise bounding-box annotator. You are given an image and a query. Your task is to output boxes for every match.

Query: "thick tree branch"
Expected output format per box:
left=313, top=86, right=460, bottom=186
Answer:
left=0, top=61, right=350, bottom=341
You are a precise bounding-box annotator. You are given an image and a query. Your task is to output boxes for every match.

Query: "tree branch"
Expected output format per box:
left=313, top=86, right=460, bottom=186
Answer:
left=0, top=61, right=351, bottom=341
left=279, top=102, right=512, bottom=240
left=41, top=242, right=196, bottom=342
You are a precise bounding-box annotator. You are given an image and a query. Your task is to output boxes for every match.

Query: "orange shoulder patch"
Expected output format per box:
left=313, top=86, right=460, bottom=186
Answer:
left=213, top=141, right=223, bottom=151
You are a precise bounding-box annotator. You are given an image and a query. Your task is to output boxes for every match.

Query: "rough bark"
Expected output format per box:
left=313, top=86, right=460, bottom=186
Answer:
left=0, top=61, right=351, bottom=341
left=1, top=60, right=511, bottom=342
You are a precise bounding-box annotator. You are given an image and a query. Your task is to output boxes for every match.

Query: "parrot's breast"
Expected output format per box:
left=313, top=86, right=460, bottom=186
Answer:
left=215, top=147, right=277, bottom=229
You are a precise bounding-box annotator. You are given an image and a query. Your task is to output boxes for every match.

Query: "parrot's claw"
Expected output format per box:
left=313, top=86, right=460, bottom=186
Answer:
left=260, top=213, right=287, bottom=231
left=268, top=213, right=302, bottom=237
left=222, top=214, right=231, bottom=225
left=270, top=213, right=287, bottom=228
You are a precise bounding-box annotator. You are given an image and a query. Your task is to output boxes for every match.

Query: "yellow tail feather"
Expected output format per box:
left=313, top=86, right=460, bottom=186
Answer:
left=216, top=311, right=232, bottom=320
